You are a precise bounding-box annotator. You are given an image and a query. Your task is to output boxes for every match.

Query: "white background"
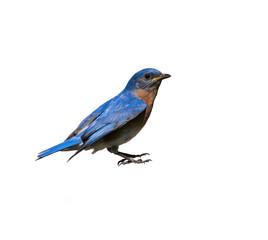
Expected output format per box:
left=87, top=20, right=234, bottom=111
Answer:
left=1, top=0, right=268, bottom=239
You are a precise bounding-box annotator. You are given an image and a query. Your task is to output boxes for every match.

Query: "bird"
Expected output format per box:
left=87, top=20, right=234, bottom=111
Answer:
left=37, top=68, right=171, bottom=165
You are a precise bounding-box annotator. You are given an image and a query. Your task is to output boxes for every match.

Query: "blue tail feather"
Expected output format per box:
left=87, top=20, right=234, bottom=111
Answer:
left=37, top=137, right=82, bottom=160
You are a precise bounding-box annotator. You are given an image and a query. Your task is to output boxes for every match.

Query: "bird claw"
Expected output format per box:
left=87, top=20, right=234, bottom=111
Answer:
left=124, top=152, right=150, bottom=158
left=117, top=158, right=152, bottom=166
left=137, top=153, right=150, bottom=157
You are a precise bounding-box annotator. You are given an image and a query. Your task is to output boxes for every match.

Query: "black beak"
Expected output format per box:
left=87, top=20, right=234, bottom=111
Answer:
left=160, top=73, right=171, bottom=80
left=152, top=73, right=171, bottom=81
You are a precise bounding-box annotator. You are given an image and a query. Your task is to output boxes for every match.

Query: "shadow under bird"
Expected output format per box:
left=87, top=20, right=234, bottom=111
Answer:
left=37, top=68, right=171, bottom=165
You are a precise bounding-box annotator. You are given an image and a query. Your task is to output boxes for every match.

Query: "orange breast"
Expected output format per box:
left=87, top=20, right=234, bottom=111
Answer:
left=133, top=88, right=159, bottom=120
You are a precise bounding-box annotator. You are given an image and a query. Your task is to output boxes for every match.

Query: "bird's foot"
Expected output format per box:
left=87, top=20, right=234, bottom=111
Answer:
left=117, top=158, right=152, bottom=166
left=123, top=152, right=150, bottom=158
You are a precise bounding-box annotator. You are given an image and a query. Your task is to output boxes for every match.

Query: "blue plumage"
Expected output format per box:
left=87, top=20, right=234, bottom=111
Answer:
left=37, top=68, right=171, bottom=165
left=37, top=133, right=83, bottom=159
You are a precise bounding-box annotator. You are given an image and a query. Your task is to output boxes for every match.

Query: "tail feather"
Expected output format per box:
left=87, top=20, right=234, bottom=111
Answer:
left=36, top=137, right=82, bottom=160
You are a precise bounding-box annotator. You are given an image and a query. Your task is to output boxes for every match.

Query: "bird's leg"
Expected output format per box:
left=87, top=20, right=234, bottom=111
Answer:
left=107, top=147, right=151, bottom=166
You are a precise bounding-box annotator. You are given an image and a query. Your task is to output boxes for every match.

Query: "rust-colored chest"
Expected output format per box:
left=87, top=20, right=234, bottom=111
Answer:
left=133, top=87, right=159, bottom=121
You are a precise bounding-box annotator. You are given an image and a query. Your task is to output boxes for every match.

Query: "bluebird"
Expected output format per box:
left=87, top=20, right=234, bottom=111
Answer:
left=37, top=68, right=171, bottom=165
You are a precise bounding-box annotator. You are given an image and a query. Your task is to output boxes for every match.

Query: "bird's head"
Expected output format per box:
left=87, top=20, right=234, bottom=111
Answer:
left=125, top=68, right=171, bottom=91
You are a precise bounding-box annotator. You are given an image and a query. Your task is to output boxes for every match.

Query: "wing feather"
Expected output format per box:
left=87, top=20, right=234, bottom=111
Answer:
left=81, top=93, right=147, bottom=141
left=67, top=92, right=147, bottom=160
left=65, top=99, right=111, bottom=140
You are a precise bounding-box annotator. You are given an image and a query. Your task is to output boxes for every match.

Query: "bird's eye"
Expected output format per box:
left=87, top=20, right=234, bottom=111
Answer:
left=144, top=73, right=151, bottom=79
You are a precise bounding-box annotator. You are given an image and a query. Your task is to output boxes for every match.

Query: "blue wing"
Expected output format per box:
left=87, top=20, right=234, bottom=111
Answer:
left=37, top=98, right=112, bottom=160
left=82, top=93, right=146, bottom=140
left=67, top=92, right=147, bottom=161
left=65, top=99, right=111, bottom=140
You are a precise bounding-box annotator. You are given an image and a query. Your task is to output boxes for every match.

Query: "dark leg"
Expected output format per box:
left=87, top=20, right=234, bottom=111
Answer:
left=107, top=146, right=151, bottom=166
